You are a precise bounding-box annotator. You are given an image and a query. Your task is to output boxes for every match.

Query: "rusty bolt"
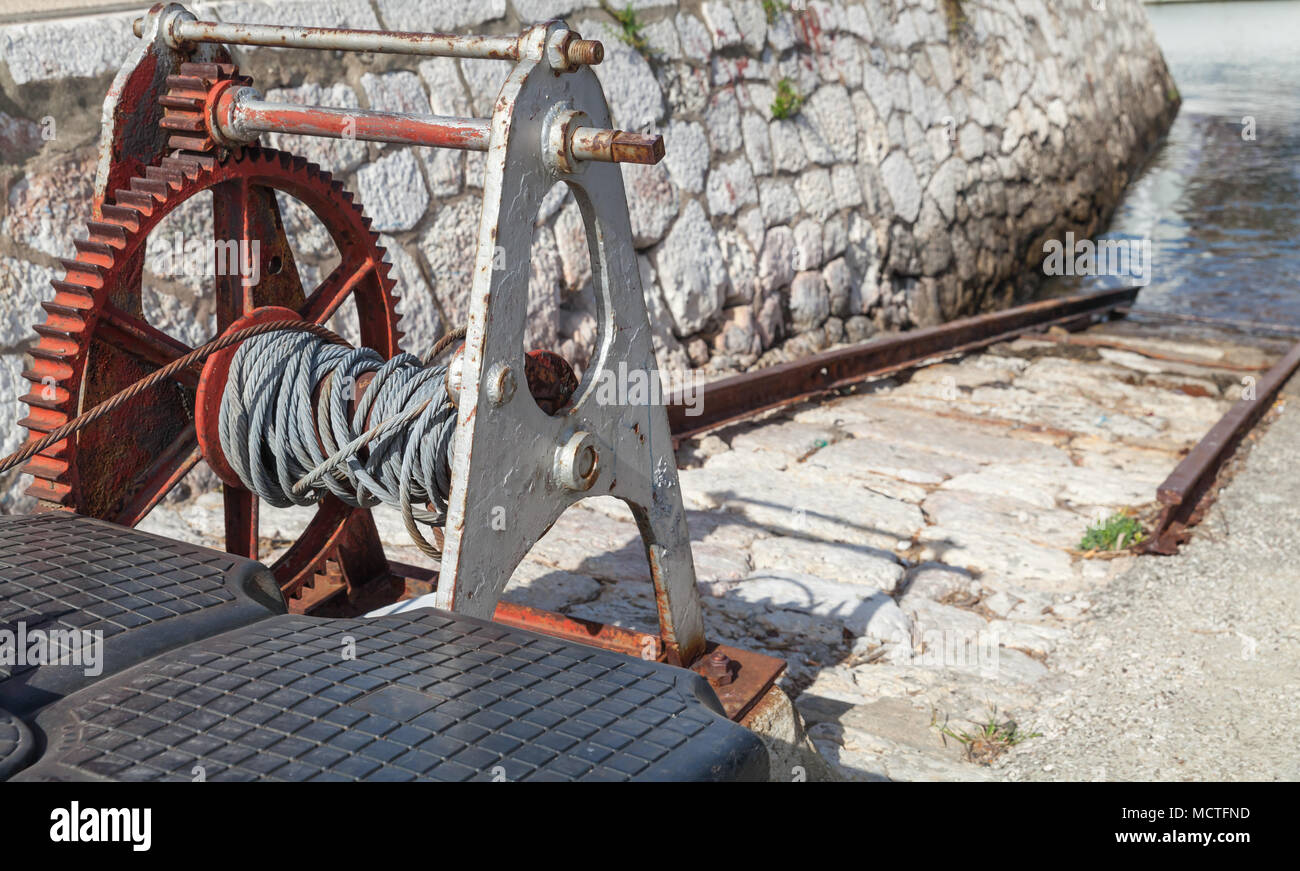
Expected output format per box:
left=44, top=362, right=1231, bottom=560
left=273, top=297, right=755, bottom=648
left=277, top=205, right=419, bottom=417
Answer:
left=567, top=39, right=604, bottom=66
left=569, top=127, right=665, bottom=166
left=610, top=131, right=665, bottom=165
left=702, top=651, right=733, bottom=687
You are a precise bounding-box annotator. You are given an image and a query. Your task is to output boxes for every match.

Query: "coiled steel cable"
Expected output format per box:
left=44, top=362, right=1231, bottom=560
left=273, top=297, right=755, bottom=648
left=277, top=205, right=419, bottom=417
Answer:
left=219, top=329, right=459, bottom=557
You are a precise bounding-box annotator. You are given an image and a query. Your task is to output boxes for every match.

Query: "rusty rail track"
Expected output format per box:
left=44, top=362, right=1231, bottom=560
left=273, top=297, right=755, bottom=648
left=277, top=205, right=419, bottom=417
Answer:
left=1146, top=340, right=1300, bottom=554
left=668, top=286, right=1140, bottom=444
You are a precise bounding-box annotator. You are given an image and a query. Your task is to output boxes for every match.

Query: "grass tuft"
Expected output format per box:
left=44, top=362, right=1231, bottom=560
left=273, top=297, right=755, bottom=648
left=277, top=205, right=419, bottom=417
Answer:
left=942, top=0, right=966, bottom=36
left=1079, top=509, right=1146, bottom=551
left=771, top=77, right=804, bottom=120
left=604, top=3, right=648, bottom=53
left=933, top=710, right=1041, bottom=765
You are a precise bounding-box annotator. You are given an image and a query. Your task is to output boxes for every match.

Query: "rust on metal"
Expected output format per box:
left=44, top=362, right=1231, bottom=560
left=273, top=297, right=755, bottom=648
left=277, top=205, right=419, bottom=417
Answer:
left=703, top=643, right=786, bottom=721
left=1146, top=340, right=1300, bottom=554
left=667, top=286, right=1140, bottom=445
left=569, top=127, right=665, bottom=165
left=494, top=601, right=658, bottom=661
left=565, top=38, right=604, bottom=66
left=225, top=98, right=493, bottom=151
left=700, top=650, right=734, bottom=686
left=523, top=349, right=579, bottom=415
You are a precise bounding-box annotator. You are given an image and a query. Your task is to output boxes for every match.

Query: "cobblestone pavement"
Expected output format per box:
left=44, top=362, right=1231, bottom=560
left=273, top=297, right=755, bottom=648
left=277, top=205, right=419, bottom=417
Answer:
left=137, top=320, right=1289, bottom=780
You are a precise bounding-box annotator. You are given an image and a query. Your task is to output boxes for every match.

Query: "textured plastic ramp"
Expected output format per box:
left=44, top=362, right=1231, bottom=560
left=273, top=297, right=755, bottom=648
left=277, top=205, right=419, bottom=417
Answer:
left=17, top=610, right=769, bottom=782
left=0, top=513, right=285, bottom=716
left=0, top=706, right=35, bottom=780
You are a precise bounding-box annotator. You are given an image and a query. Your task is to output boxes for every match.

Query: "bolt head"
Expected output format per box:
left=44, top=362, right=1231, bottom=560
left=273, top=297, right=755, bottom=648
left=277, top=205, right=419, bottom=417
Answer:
left=445, top=349, right=465, bottom=407
left=703, top=651, right=734, bottom=686
left=487, top=363, right=516, bottom=406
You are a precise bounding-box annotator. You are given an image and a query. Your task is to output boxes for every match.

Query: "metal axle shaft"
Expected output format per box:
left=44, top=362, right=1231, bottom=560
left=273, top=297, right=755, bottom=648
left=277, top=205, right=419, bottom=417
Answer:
left=213, top=88, right=663, bottom=165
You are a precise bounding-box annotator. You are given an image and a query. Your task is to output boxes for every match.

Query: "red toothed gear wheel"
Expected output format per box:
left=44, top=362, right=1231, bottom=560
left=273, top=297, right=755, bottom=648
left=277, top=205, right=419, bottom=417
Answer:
left=19, top=143, right=404, bottom=605
left=159, top=61, right=256, bottom=157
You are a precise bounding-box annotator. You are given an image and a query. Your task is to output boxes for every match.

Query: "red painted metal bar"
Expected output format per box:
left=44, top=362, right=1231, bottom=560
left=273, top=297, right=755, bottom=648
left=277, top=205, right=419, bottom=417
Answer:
left=667, top=286, right=1140, bottom=444
left=224, top=97, right=492, bottom=151
left=493, top=601, right=660, bottom=661
left=1147, top=340, right=1300, bottom=554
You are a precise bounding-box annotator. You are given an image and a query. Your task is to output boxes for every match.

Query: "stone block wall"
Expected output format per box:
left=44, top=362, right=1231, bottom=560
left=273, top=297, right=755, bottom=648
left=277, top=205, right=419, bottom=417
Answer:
left=0, top=0, right=1177, bottom=508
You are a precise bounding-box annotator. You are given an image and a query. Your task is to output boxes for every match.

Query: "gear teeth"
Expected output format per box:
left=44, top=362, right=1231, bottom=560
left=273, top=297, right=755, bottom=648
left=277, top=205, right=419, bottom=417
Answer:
left=130, top=178, right=171, bottom=200
left=179, top=152, right=216, bottom=171
left=72, top=238, right=115, bottom=265
left=169, top=136, right=214, bottom=153
left=86, top=221, right=128, bottom=247
left=164, top=74, right=209, bottom=92
left=144, top=164, right=186, bottom=188
left=160, top=156, right=203, bottom=178
left=158, top=93, right=204, bottom=112
left=50, top=280, right=96, bottom=304
left=101, top=204, right=142, bottom=231
left=20, top=385, right=71, bottom=413
left=36, top=305, right=87, bottom=341
left=114, top=189, right=157, bottom=215
left=24, top=480, right=73, bottom=506
left=19, top=452, right=69, bottom=478
left=161, top=61, right=256, bottom=158
left=18, top=399, right=70, bottom=429
left=41, top=298, right=90, bottom=318
left=28, top=350, right=75, bottom=372
left=58, top=258, right=103, bottom=288
left=160, top=114, right=206, bottom=133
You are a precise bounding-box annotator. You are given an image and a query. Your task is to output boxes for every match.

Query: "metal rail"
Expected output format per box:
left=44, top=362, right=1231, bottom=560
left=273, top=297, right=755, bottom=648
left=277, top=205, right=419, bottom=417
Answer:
left=667, top=287, right=1141, bottom=444
left=1147, top=340, right=1300, bottom=554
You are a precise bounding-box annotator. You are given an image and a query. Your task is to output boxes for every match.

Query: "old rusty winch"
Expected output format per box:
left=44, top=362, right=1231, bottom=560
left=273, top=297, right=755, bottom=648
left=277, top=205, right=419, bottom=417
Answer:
left=17, top=3, right=784, bottom=720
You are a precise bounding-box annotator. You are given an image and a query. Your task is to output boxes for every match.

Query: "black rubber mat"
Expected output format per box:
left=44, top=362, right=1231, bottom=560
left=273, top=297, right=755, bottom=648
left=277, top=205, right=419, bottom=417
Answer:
left=0, top=513, right=284, bottom=716
left=16, top=610, right=769, bottom=782
left=0, top=706, right=34, bottom=780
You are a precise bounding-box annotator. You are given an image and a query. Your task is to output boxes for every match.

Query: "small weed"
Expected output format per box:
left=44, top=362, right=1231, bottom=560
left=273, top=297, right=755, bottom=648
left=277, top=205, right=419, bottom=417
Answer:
left=932, top=710, right=1040, bottom=765
left=942, top=0, right=966, bottom=36
left=1079, top=509, right=1146, bottom=551
left=604, top=2, right=648, bottom=53
left=771, top=77, right=804, bottom=120
left=762, top=0, right=787, bottom=24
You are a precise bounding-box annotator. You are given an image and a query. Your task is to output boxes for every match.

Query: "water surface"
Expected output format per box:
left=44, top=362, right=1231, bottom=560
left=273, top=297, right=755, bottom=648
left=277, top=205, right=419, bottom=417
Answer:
left=1044, top=0, right=1300, bottom=325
